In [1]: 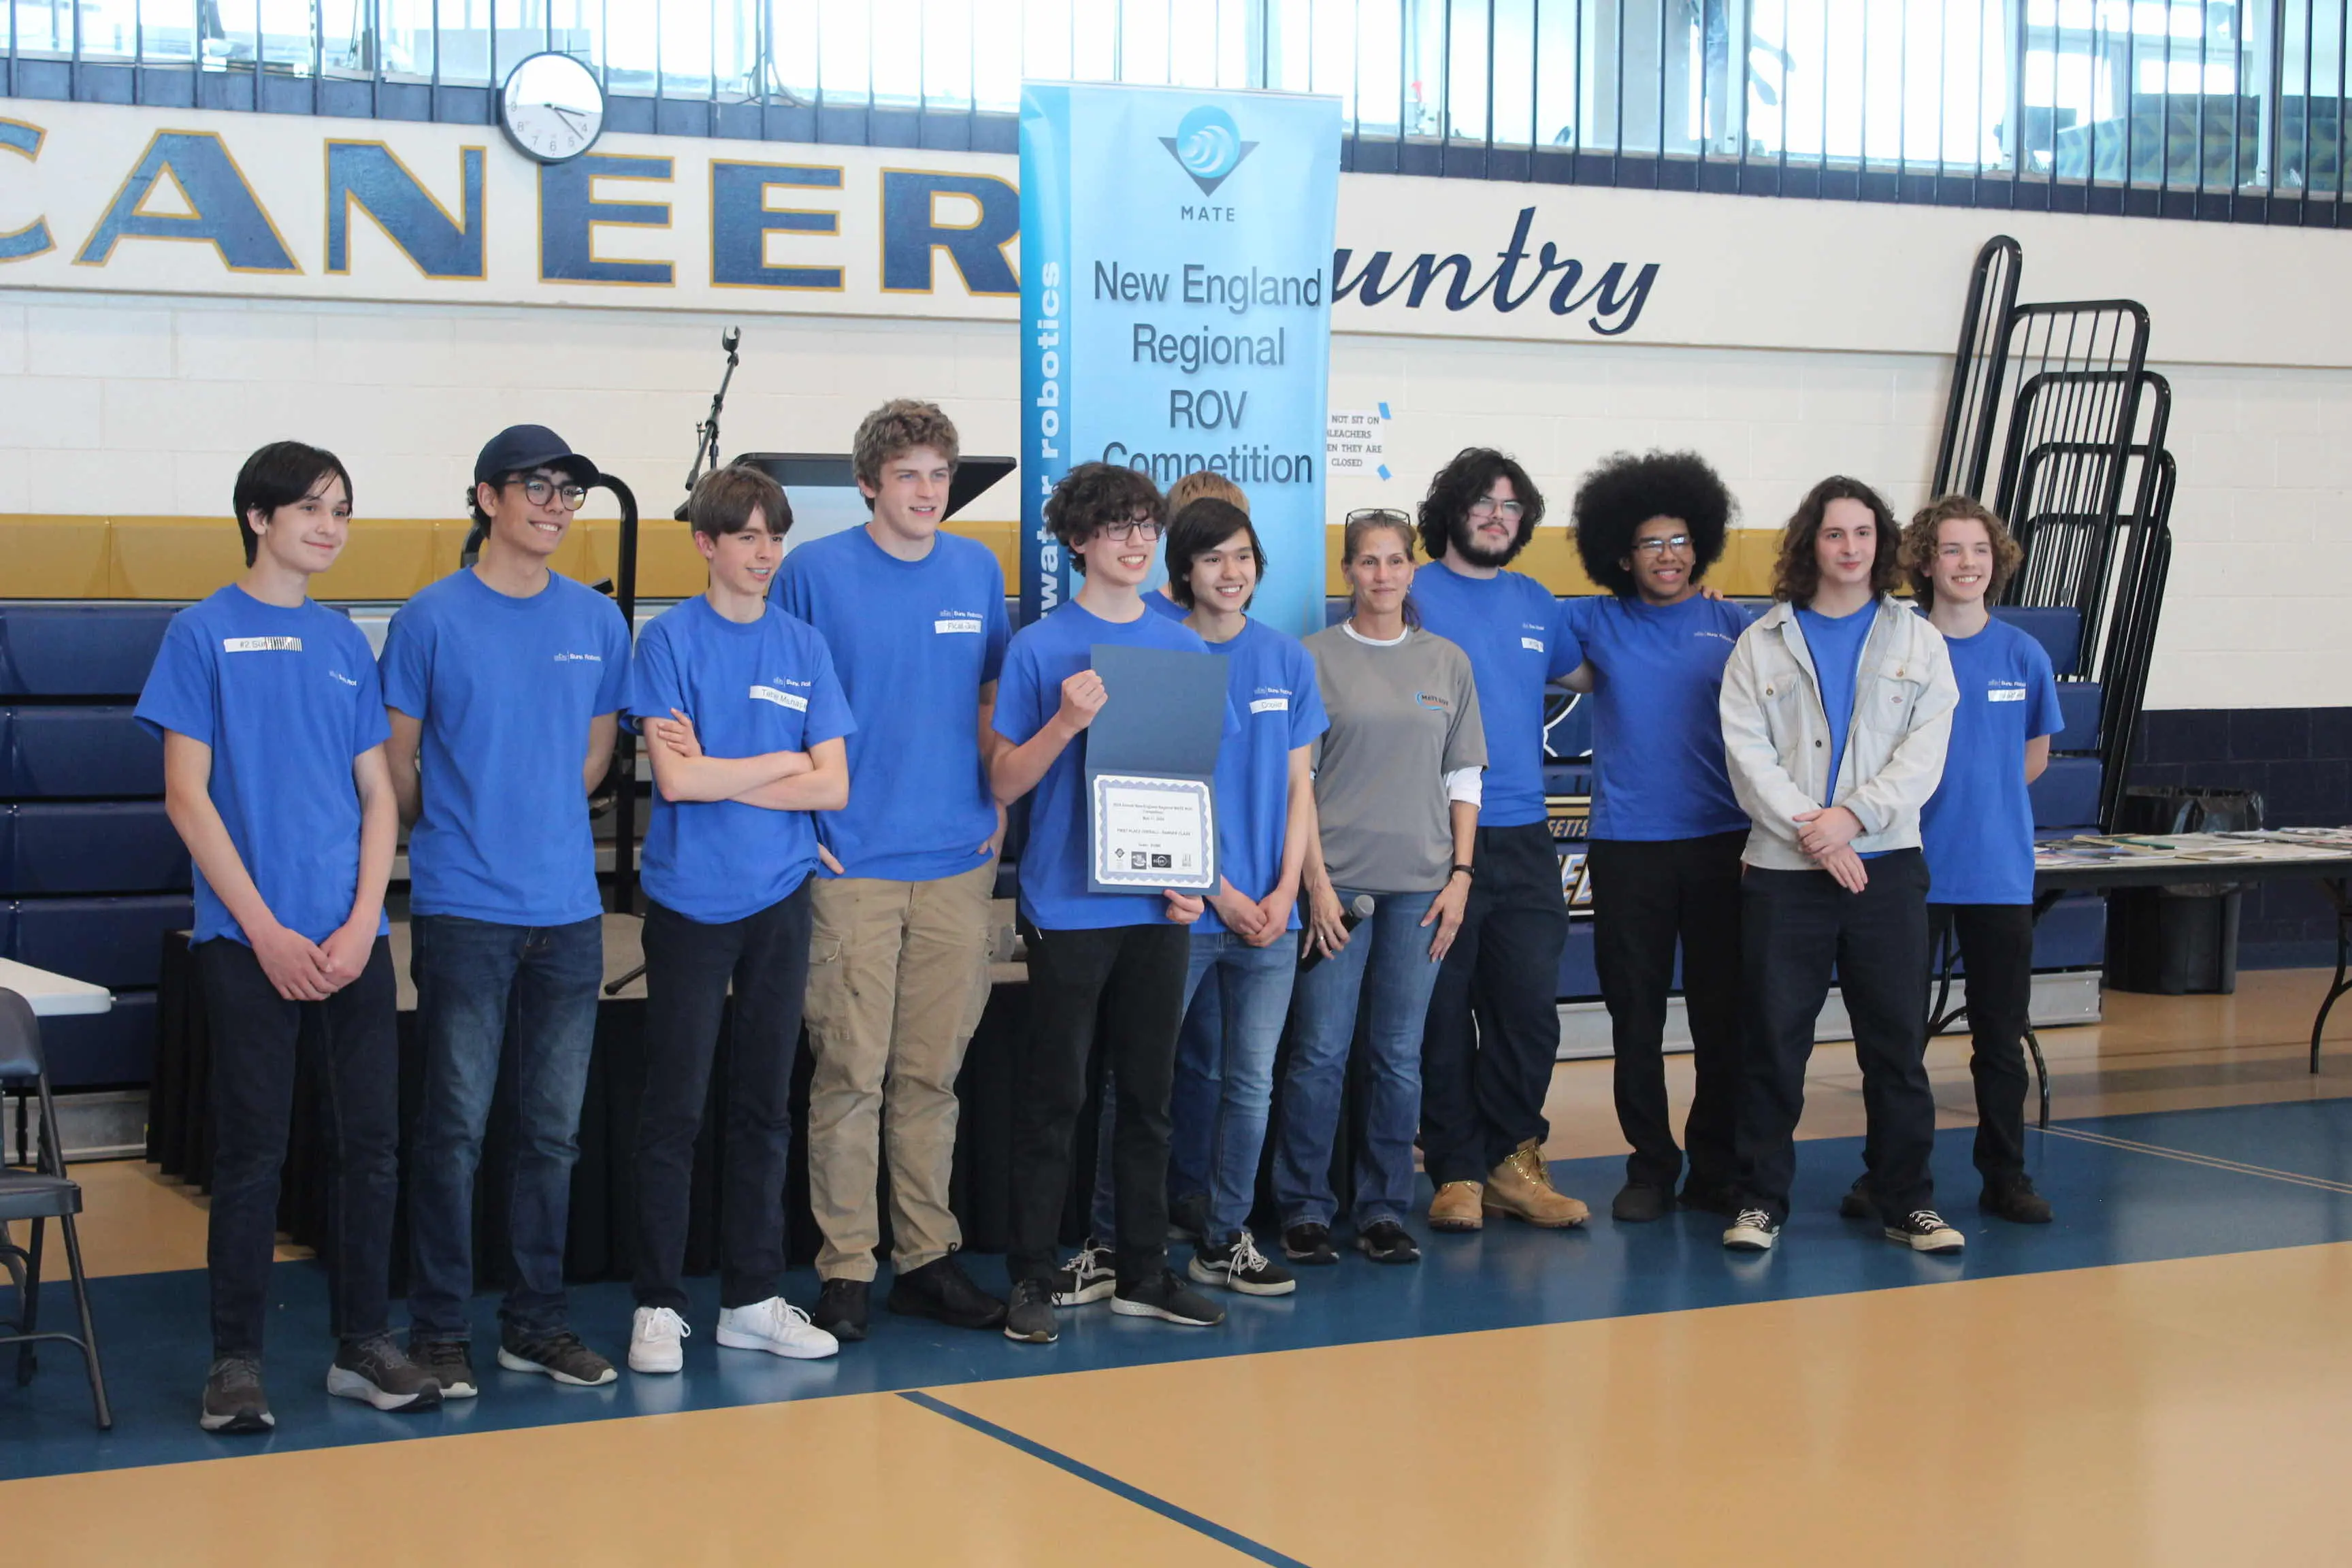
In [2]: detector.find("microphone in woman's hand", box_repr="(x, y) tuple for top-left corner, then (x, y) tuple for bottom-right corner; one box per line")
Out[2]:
(1299, 894), (1376, 973)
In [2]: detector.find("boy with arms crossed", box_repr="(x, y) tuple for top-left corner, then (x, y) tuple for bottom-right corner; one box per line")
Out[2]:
(990, 463), (1227, 1343)
(624, 465), (851, 1373)
(774, 400), (1011, 1340)
(141, 441), (440, 1431)
(382, 426), (630, 1392)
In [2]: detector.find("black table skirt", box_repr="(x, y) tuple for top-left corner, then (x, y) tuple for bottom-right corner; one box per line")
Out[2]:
(148, 933), (1369, 1289)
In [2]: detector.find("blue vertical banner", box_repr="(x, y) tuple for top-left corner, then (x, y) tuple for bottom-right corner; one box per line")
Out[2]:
(1019, 82), (1341, 635)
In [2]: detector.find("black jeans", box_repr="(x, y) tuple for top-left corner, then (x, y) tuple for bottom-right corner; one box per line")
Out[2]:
(197, 934), (398, 1358)
(1931, 902), (2036, 1186)
(1733, 849), (1936, 1225)
(632, 885), (813, 1311)
(1588, 831), (1746, 1194)
(1420, 821), (1569, 1185)
(1010, 919), (1190, 1286)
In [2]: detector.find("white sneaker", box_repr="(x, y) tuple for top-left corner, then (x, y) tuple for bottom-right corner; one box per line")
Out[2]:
(627, 1306), (689, 1375)
(715, 1297), (838, 1360)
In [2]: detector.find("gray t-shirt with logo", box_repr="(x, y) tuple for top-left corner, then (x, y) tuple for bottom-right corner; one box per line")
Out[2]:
(1304, 624), (1488, 894)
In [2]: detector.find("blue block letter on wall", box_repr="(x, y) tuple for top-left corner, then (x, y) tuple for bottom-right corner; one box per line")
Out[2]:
(710, 161), (843, 290)
(540, 154), (674, 286)
(326, 142), (486, 279)
(881, 171), (1018, 295)
(75, 131), (299, 273)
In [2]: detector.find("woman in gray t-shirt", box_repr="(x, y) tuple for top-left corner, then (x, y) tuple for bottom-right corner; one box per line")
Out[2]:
(1272, 510), (1486, 1269)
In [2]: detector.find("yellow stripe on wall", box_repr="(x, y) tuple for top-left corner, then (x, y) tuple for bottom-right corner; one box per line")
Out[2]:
(0, 514), (1788, 602)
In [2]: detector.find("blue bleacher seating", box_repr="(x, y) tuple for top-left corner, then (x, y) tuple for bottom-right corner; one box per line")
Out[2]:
(1989, 605), (2081, 676)
(2054, 681), (2102, 751)
(0, 602), (178, 698)
(2029, 755), (2104, 831)
(0, 896), (193, 991)
(0, 802), (191, 896)
(0, 706), (163, 797)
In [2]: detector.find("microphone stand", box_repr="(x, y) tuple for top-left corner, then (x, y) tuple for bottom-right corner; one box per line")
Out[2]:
(678, 326), (742, 520)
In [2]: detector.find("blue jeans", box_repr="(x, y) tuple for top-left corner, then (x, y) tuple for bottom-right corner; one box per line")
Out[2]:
(1274, 888), (1443, 1231)
(406, 913), (602, 1343)
(1092, 932), (1298, 1243)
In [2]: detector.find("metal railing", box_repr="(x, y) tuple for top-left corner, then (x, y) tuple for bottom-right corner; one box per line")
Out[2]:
(5, 0), (2347, 224)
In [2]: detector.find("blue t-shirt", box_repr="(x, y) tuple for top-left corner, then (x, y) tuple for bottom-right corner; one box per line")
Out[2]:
(1921, 618), (2063, 906)
(380, 569), (631, 926)
(1196, 619), (1329, 934)
(774, 527), (1007, 882)
(1795, 603), (1876, 806)
(135, 587), (391, 948)
(631, 596), (856, 924)
(1145, 590), (1190, 623)
(1405, 561), (1582, 828)
(993, 602), (1228, 930)
(1564, 594), (1752, 841)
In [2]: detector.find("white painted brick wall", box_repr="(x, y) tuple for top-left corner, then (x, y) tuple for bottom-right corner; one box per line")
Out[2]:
(0, 287), (2342, 712)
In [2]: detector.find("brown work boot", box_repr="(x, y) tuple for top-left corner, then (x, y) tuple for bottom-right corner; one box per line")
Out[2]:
(1481, 1141), (1590, 1228)
(1426, 1179), (1484, 1232)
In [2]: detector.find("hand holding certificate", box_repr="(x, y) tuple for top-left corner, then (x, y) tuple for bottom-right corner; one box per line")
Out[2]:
(1084, 643), (1230, 895)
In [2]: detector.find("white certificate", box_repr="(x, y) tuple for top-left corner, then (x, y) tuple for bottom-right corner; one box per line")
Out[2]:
(1090, 773), (1216, 891)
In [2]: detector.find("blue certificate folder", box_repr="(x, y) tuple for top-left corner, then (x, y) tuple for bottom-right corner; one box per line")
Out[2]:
(1085, 642), (1229, 894)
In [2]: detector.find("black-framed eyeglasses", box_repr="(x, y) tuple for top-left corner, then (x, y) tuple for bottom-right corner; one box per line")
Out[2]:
(1098, 514), (1164, 542)
(1631, 534), (1694, 556)
(509, 476), (590, 510)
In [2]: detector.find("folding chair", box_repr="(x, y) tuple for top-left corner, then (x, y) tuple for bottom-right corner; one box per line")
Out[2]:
(0, 987), (112, 1430)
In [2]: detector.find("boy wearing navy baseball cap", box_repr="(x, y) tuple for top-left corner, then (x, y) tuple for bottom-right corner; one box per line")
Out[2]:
(381, 425), (632, 1394)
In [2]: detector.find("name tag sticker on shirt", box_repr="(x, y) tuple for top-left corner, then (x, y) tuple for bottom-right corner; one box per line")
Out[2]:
(1520, 637), (1544, 652)
(1989, 687), (2027, 702)
(751, 685), (809, 711)
(1250, 696), (1290, 714)
(223, 636), (301, 653)
(934, 618), (983, 634)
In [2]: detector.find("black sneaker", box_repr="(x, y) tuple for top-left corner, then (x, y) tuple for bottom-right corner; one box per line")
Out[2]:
(1111, 1269), (1225, 1326)
(1838, 1176), (1876, 1220)
(813, 1277), (870, 1342)
(199, 1355), (273, 1433)
(1884, 1209), (1966, 1254)
(1003, 1277), (1058, 1344)
(496, 1330), (618, 1387)
(889, 1253), (1008, 1330)
(1166, 1192), (1213, 1245)
(1188, 1230), (1296, 1296)
(327, 1333), (444, 1414)
(407, 1337), (477, 1399)
(1678, 1180), (1740, 1218)
(1049, 1236), (1116, 1306)
(1722, 1208), (1782, 1252)
(1354, 1219), (1420, 1265)
(1611, 1182), (1674, 1223)
(1980, 1177), (2054, 1224)
(1281, 1220), (1339, 1265)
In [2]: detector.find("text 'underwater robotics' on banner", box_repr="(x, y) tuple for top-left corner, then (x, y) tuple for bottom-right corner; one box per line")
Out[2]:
(1019, 82), (1342, 634)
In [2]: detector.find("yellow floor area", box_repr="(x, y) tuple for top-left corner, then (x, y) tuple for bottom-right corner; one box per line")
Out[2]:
(12, 1243), (2352, 1566)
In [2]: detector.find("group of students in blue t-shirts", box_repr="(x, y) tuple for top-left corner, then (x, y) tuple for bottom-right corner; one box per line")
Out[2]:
(136, 404), (2059, 1434)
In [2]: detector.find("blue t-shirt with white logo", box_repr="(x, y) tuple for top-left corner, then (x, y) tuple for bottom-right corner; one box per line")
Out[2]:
(1563, 593), (1752, 840)
(1795, 602), (1876, 806)
(774, 527), (1007, 882)
(1921, 618), (2063, 906)
(631, 595), (855, 924)
(135, 587), (391, 947)
(1405, 561), (1582, 828)
(379, 569), (631, 927)
(993, 602), (1228, 931)
(1197, 619), (1329, 934)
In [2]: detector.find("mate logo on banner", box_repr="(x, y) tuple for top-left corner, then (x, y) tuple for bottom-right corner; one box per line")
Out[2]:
(1159, 106), (1258, 197)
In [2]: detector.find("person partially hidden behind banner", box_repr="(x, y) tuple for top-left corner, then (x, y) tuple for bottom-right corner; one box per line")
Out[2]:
(1405, 449), (1592, 1234)
(382, 426), (632, 1392)
(622, 464), (851, 1375)
(1074, 496), (1328, 1301)
(1855, 495), (2060, 1227)
(1716, 477), (1961, 1256)
(1277, 508), (1486, 1267)
(1559, 453), (1755, 1224)
(988, 463), (1230, 1343)
(141, 442), (442, 1433)
(775, 399), (1013, 1342)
